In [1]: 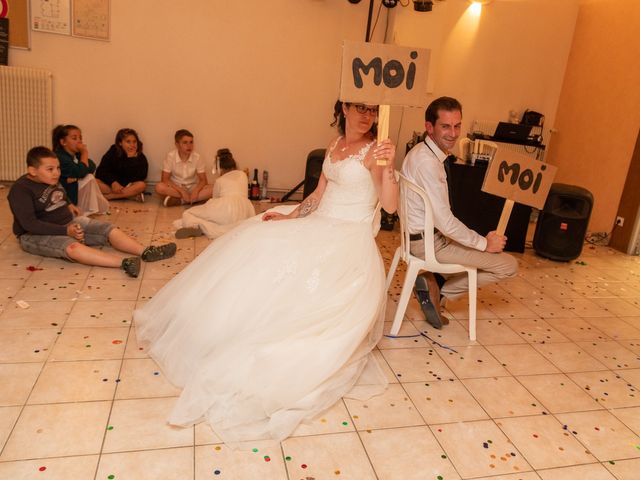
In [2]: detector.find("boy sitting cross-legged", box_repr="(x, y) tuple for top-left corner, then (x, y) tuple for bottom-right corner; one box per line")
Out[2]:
(8, 146), (177, 277)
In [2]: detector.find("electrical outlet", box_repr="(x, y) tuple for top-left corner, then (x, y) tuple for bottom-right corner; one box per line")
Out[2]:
(616, 216), (625, 227)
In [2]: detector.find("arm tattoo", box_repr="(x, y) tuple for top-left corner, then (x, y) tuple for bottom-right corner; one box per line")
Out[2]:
(298, 196), (319, 217)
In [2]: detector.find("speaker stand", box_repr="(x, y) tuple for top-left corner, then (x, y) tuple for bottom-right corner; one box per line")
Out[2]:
(281, 180), (305, 202)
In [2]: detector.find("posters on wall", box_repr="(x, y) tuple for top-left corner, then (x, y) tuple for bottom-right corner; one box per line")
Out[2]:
(30, 0), (71, 35)
(72, 0), (108, 40)
(29, 0), (108, 40)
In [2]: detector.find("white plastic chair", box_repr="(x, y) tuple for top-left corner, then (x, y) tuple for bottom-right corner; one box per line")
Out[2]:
(473, 140), (498, 163)
(458, 137), (472, 163)
(385, 173), (478, 340)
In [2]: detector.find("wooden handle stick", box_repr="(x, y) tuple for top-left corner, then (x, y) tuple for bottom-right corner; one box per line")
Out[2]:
(376, 104), (390, 166)
(496, 199), (514, 236)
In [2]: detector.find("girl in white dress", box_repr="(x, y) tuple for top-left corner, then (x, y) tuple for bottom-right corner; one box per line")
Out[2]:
(172, 149), (255, 239)
(134, 101), (398, 444)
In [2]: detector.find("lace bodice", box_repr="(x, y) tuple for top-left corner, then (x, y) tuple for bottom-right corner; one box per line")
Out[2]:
(314, 141), (378, 223)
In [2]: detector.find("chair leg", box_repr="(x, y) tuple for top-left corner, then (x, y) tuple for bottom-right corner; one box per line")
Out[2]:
(385, 247), (401, 291)
(467, 269), (478, 341)
(390, 262), (421, 336)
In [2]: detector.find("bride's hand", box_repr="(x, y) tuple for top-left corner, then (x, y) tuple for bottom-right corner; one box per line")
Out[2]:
(373, 139), (396, 167)
(262, 211), (289, 221)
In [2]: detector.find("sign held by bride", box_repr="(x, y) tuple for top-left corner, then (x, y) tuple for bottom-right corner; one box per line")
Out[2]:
(340, 41), (430, 106)
(340, 41), (430, 165)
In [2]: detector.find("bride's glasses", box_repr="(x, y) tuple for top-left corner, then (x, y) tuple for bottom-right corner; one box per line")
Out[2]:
(352, 104), (378, 116)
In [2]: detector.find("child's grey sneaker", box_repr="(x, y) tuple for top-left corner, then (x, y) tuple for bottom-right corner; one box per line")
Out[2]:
(175, 226), (203, 239)
(142, 242), (177, 262)
(121, 256), (141, 278)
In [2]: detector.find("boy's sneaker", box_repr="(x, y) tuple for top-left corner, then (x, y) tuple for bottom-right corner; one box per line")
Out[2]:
(163, 195), (182, 207)
(175, 226), (203, 239)
(121, 257), (141, 278)
(141, 242), (177, 262)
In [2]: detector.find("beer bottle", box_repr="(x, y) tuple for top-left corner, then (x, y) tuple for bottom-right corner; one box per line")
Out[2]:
(250, 169), (260, 200)
(261, 170), (268, 200)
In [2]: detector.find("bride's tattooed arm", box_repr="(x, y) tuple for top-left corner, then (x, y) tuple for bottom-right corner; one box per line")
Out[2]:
(297, 196), (319, 217)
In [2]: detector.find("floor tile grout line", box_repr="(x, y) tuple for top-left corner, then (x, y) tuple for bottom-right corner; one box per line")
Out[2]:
(93, 317), (133, 480)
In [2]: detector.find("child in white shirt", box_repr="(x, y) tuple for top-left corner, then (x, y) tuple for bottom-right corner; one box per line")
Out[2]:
(155, 129), (213, 206)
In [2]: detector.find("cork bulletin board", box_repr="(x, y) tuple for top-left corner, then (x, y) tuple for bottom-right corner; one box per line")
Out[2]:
(4, 0), (30, 49)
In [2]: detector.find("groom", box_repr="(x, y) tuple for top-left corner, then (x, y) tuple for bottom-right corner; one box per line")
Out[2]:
(401, 96), (518, 329)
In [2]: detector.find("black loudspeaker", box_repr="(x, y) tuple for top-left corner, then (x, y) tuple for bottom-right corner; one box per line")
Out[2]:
(533, 183), (594, 261)
(303, 149), (326, 199)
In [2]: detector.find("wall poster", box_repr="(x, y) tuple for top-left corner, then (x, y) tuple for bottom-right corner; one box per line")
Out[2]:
(30, 0), (70, 35)
(72, 0), (108, 40)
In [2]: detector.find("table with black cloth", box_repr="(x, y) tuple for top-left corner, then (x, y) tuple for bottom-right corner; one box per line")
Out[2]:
(445, 158), (531, 253)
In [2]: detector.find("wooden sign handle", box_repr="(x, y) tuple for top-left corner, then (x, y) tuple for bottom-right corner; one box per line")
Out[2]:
(496, 199), (514, 237)
(376, 104), (390, 166)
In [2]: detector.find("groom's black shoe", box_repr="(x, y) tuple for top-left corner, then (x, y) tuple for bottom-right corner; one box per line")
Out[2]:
(414, 273), (446, 329)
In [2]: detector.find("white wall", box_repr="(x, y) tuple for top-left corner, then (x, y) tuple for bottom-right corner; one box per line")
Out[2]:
(10, 0), (579, 191)
(545, 0), (640, 233)
(388, 0), (579, 164)
(10, 0), (386, 190)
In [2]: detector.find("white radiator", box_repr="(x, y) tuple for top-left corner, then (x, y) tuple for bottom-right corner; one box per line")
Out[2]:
(0, 66), (53, 180)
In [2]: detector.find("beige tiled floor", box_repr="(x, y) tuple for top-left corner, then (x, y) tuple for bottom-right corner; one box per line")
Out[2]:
(1, 189), (640, 479)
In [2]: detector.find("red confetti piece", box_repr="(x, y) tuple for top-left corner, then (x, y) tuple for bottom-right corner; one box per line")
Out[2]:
(38, 466), (46, 471)
(27, 266), (43, 271)
(301, 464), (308, 469)
(112, 340), (123, 345)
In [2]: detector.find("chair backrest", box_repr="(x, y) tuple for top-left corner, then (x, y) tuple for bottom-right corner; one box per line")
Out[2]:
(458, 137), (472, 163)
(475, 140), (498, 162)
(303, 149), (326, 199)
(397, 173), (438, 264)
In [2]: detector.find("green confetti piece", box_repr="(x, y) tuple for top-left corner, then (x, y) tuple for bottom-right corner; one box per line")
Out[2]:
(252, 448), (259, 453)
(285, 456), (292, 461)
(342, 421), (348, 426)
(106, 425), (113, 430)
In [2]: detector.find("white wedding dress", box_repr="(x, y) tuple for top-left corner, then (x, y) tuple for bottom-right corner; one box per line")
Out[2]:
(172, 170), (256, 239)
(134, 141), (388, 444)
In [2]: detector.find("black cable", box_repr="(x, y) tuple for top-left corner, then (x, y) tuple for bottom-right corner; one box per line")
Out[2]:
(384, 332), (459, 354)
(369, 0), (384, 40)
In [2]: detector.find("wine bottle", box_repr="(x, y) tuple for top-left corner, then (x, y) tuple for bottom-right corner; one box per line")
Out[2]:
(261, 170), (268, 200)
(250, 168), (260, 200)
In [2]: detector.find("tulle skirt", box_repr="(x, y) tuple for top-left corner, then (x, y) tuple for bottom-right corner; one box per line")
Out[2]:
(134, 208), (388, 444)
(77, 174), (110, 215)
(172, 195), (256, 239)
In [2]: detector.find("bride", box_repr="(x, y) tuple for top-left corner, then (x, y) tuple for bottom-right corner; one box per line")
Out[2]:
(134, 100), (398, 444)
